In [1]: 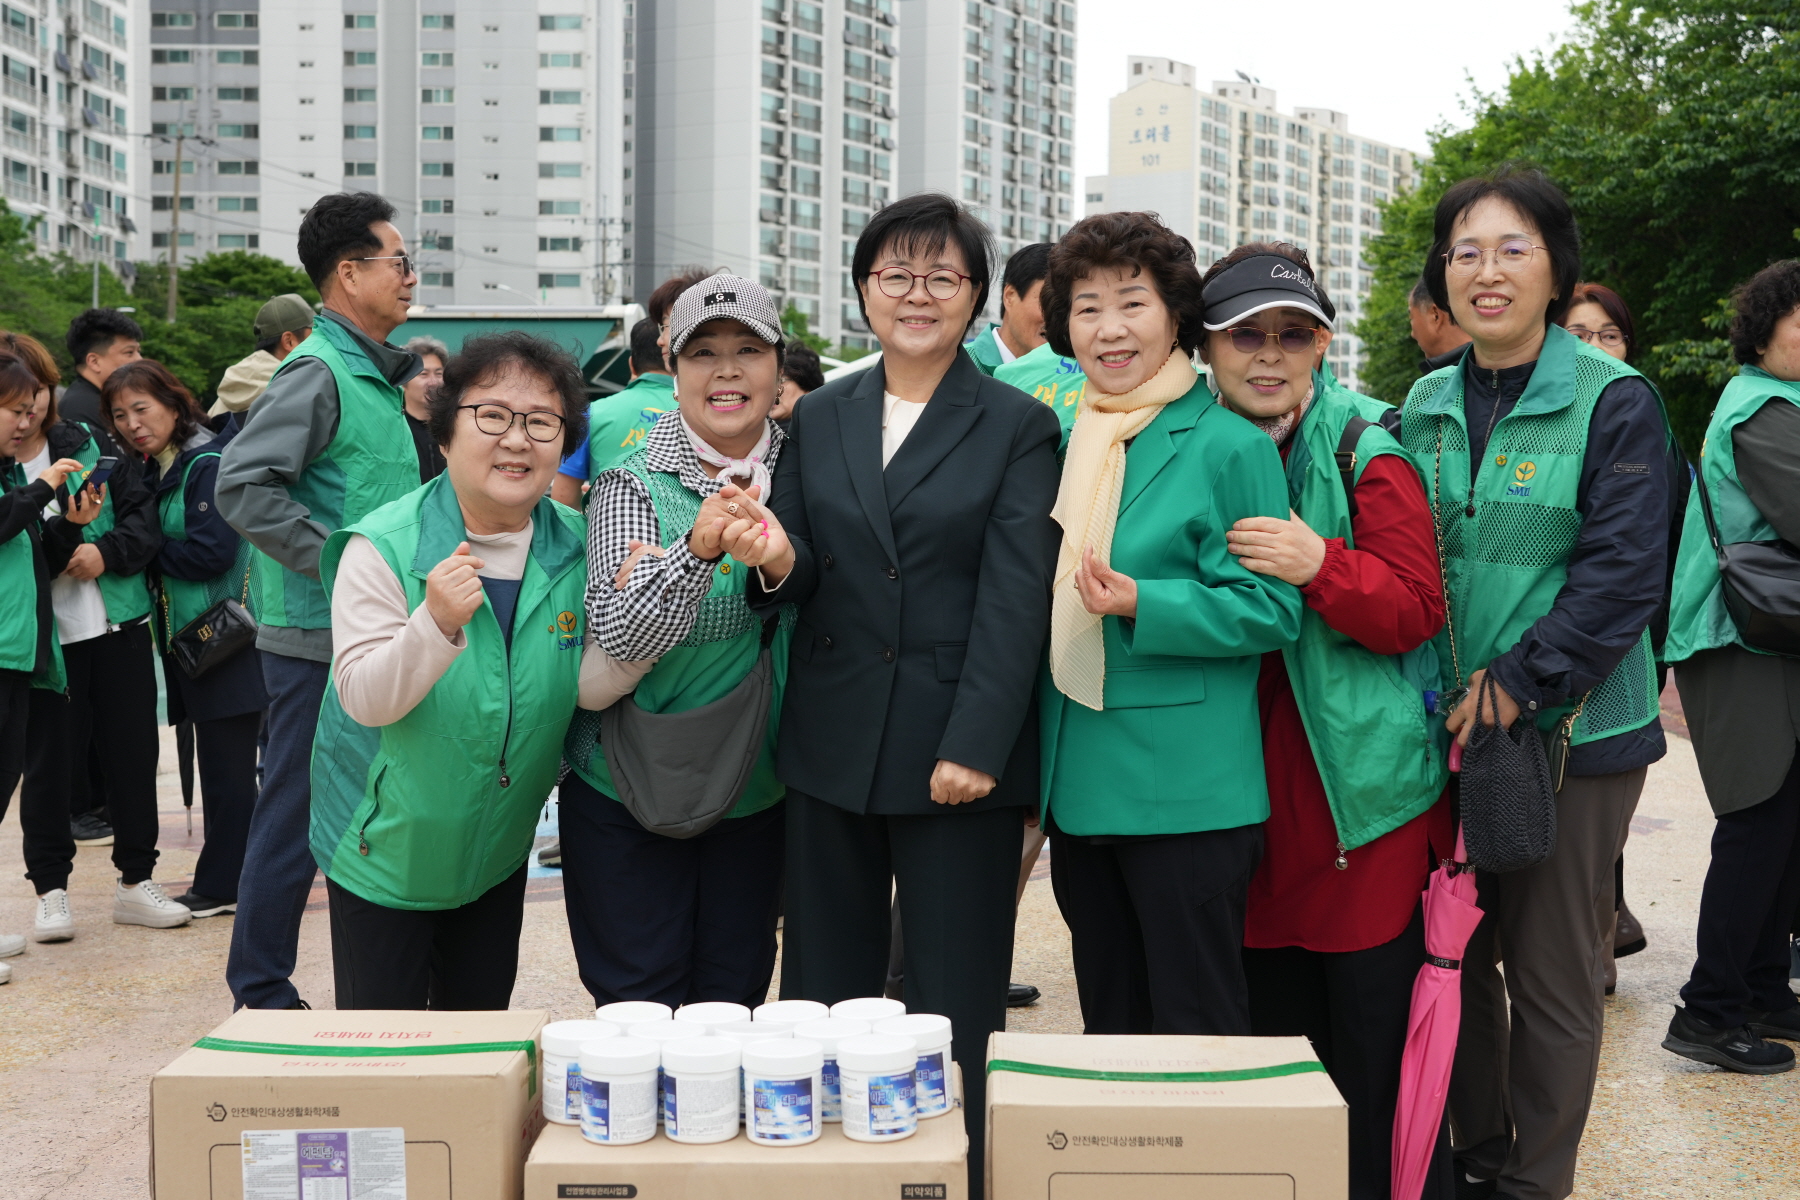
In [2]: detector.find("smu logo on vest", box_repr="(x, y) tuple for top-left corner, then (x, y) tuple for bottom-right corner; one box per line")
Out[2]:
(1506, 461), (1537, 498)
(551, 610), (581, 651)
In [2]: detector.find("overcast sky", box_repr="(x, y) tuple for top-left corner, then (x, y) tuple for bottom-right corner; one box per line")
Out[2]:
(1072, 0), (1582, 181)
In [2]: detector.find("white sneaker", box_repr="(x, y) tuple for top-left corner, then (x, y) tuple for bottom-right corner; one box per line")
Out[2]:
(0, 933), (23, 958)
(33, 889), (74, 942)
(114, 879), (193, 929)
(0, 959), (10, 983)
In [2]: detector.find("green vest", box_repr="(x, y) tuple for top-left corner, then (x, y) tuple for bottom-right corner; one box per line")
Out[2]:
(68, 430), (152, 625)
(563, 448), (792, 820)
(964, 327), (1006, 376)
(994, 341), (1084, 453)
(308, 476), (589, 910)
(0, 463), (36, 673)
(1282, 381), (1447, 850)
(1399, 324), (1663, 743)
(586, 373), (676, 483)
(153, 452), (256, 652)
(1665, 366), (1800, 664)
(253, 319), (417, 631)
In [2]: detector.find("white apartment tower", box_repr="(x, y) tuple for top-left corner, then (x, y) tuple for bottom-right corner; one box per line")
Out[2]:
(0, 0), (135, 272)
(143, 1), (630, 305)
(1085, 57), (1416, 389)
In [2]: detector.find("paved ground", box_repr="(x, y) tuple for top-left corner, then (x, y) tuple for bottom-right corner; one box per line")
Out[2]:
(2, 697), (1794, 1198)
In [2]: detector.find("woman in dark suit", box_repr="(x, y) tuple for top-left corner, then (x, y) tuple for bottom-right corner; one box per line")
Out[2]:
(746, 192), (1061, 1186)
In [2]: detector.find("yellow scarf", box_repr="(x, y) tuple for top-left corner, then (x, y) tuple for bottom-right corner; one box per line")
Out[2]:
(1049, 349), (1197, 710)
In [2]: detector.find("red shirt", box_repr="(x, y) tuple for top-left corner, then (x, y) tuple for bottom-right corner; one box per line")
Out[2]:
(1244, 451), (1454, 953)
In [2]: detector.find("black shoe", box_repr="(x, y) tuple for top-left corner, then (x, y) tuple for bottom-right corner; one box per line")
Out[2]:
(70, 812), (114, 846)
(1662, 1006), (1795, 1073)
(1454, 1171), (1497, 1199)
(537, 839), (562, 869)
(286, 997), (312, 1010)
(1614, 901), (1647, 958)
(175, 891), (237, 918)
(1007, 982), (1041, 1008)
(1746, 1005), (1800, 1042)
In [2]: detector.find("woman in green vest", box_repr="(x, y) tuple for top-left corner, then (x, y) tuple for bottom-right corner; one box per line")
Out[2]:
(1397, 168), (1678, 1200)
(101, 360), (268, 921)
(1200, 243), (1452, 1197)
(1036, 211), (1303, 1035)
(560, 273), (795, 1010)
(1663, 259), (1800, 1075)
(9, 330), (188, 936)
(311, 332), (639, 1009)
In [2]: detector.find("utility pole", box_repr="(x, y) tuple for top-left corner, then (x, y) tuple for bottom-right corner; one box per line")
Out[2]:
(165, 132), (184, 323)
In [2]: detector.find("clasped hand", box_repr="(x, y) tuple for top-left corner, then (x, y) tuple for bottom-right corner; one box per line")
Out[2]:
(688, 483), (794, 578)
(425, 541), (486, 638)
(1074, 545), (1137, 618)
(1226, 510), (1326, 586)
(1443, 667), (1523, 747)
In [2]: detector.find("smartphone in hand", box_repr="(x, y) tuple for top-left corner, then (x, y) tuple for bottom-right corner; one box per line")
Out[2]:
(83, 456), (120, 491)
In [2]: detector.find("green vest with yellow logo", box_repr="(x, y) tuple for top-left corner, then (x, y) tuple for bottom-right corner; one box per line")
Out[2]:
(994, 341), (1084, 454)
(586, 373), (676, 482)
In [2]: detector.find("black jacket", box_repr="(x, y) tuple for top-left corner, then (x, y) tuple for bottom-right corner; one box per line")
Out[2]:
(0, 470), (84, 677)
(46, 417), (162, 582)
(57, 377), (115, 449)
(748, 350), (1061, 815)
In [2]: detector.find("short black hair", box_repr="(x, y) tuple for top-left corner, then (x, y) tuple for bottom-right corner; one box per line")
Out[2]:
(1409, 277), (1436, 308)
(428, 331), (589, 458)
(851, 192), (994, 333)
(647, 268), (716, 328)
(297, 192), (397, 290)
(1424, 165), (1580, 325)
(1000, 242), (1054, 315)
(1042, 211), (1206, 359)
(628, 318), (665, 375)
(1729, 260), (1800, 366)
(66, 308), (143, 366)
(782, 342), (825, 393)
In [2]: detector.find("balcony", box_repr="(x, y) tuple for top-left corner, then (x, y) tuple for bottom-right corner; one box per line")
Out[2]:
(3, 76), (38, 104)
(1, 24), (33, 53)
(3, 177), (45, 206)
(3, 128), (42, 155)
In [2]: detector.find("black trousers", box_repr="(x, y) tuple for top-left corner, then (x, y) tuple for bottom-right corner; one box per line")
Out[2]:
(560, 771), (785, 1009)
(781, 790), (1022, 1195)
(190, 711), (262, 902)
(1049, 816), (1263, 1035)
(1243, 907), (1453, 1200)
(21, 622), (161, 890)
(1681, 749), (1800, 1028)
(0, 669), (30, 822)
(327, 864), (528, 1009)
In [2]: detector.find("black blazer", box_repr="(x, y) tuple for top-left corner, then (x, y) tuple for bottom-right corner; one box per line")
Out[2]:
(750, 349), (1061, 815)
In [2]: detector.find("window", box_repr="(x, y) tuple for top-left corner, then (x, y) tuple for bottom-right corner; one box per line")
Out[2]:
(419, 233), (453, 250)
(421, 162), (454, 177)
(343, 88), (376, 103)
(760, 195), (785, 224)
(422, 199), (454, 214)
(218, 234), (260, 249)
(216, 160), (258, 175)
(421, 125), (453, 141)
(539, 14), (582, 29)
(344, 51), (377, 66)
(538, 273), (581, 289)
(217, 196), (258, 212)
(217, 124), (259, 139)
(151, 232), (197, 247)
(790, 266), (820, 294)
(790, 199), (820, 229)
(539, 200), (581, 215)
(791, 231), (820, 261)
(152, 87), (195, 101)
(538, 236), (582, 252)
(422, 89), (454, 104)
(214, 12), (256, 28)
(151, 12), (195, 27)
(539, 127), (581, 142)
(422, 14), (454, 29)
(422, 271), (454, 287)
(343, 125), (376, 140)
(792, 133), (821, 164)
(791, 166), (820, 197)
(539, 90), (581, 105)
(344, 161), (376, 176)
(793, 67), (823, 100)
(344, 13), (376, 28)
(421, 52), (454, 67)
(538, 162), (581, 178)
(152, 160), (195, 175)
(151, 50), (192, 65)
(539, 53), (583, 68)
(150, 196), (194, 211)
(216, 50), (259, 64)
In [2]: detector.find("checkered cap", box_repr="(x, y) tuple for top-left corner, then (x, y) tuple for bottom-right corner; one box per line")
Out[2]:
(666, 273), (785, 357)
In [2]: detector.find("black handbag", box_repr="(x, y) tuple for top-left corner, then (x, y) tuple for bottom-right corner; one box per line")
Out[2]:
(1460, 673), (1559, 874)
(164, 560), (257, 680)
(1692, 465), (1800, 657)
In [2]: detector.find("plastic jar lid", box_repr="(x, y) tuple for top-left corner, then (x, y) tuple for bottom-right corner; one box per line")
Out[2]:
(873, 1014), (952, 1052)
(628, 1019), (709, 1045)
(662, 1036), (742, 1074)
(792, 1018), (872, 1053)
(836, 1034), (918, 1075)
(753, 999), (830, 1027)
(830, 997), (906, 1023)
(596, 1001), (672, 1026)
(580, 1035), (659, 1076)
(714, 1020), (791, 1044)
(674, 1002), (751, 1029)
(742, 1037), (824, 1076)
(543, 1020), (620, 1057)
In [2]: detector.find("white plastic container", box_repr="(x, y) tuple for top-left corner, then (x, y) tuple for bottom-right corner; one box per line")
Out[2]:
(829, 996), (906, 1023)
(714, 1021), (792, 1121)
(742, 1038), (824, 1146)
(793, 1017), (871, 1123)
(752, 999), (830, 1031)
(873, 1013), (954, 1118)
(541, 1020), (619, 1124)
(596, 1000), (672, 1026)
(628, 1020), (707, 1123)
(673, 1001), (752, 1031)
(578, 1036), (659, 1145)
(660, 1037), (742, 1144)
(836, 1034), (919, 1142)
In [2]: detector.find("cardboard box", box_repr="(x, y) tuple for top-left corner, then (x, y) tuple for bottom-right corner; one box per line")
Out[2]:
(986, 1033), (1345, 1200)
(151, 1008), (547, 1199)
(525, 1066), (968, 1200)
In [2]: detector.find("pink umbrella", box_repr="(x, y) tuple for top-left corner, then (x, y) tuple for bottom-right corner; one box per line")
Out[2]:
(1392, 827), (1485, 1200)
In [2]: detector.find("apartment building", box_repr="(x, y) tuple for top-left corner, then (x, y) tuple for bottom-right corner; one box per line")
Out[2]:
(142, 0), (630, 305)
(1084, 57), (1416, 389)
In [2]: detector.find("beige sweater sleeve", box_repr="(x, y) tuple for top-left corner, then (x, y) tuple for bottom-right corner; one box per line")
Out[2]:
(331, 534), (466, 726)
(580, 643), (655, 710)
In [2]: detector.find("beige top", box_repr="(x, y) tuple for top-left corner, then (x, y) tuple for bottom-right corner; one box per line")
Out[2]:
(209, 348), (282, 415)
(881, 390), (927, 467)
(331, 522), (652, 726)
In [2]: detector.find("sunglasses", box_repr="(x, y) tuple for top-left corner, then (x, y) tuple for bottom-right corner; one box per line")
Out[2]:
(1223, 326), (1320, 355)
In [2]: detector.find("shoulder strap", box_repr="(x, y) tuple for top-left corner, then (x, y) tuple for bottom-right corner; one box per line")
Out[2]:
(1692, 454), (1728, 568)
(1335, 415), (1374, 521)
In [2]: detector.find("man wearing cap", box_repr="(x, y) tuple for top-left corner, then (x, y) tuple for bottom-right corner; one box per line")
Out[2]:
(210, 294), (316, 416)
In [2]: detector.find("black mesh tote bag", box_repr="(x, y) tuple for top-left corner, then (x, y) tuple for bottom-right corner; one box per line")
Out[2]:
(1460, 672), (1557, 873)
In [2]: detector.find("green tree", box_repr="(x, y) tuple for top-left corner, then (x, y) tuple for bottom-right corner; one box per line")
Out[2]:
(779, 302), (832, 354)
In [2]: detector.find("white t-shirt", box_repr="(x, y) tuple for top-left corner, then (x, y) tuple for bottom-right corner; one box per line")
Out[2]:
(24, 443), (109, 645)
(991, 327), (1019, 365)
(881, 391), (928, 468)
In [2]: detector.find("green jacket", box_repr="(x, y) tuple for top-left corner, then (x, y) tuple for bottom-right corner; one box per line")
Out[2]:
(586, 372), (676, 482)
(1041, 379), (1305, 836)
(309, 476), (589, 910)
(0, 465), (36, 674)
(1665, 366), (1800, 664)
(964, 327), (1008, 376)
(68, 430), (152, 625)
(994, 341), (1084, 454)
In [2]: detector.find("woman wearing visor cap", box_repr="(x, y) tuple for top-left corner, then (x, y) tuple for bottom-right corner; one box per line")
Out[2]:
(1205, 243), (1454, 1200)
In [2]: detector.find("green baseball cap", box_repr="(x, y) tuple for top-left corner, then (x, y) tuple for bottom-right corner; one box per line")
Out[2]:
(254, 293), (316, 343)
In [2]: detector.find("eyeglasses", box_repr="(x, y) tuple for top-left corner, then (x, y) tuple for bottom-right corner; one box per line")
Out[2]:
(1444, 240), (1547, 275)
(1223, 325), (1321, 355)
(1567, 326), (1627, 349)
(459, 403), (566, 443)
(870, 268), (972, 300)
(354, 253), (415, 277)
